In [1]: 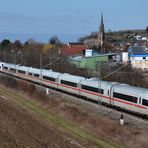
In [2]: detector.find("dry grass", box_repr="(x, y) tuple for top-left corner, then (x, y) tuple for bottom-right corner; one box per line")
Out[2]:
(61, 104), (148, 148)
(1, 76), (148, 147)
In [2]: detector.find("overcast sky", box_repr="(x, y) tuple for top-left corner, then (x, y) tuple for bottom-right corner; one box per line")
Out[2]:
(0, 0), (147, 42)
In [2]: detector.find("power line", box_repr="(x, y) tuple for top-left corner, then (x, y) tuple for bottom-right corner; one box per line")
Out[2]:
(101, 63), (129, 79)
(42, 57), (62, 69)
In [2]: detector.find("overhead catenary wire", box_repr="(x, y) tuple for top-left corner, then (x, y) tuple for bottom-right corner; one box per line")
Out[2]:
(42, 57), (62, 69)
(101, 63), (129, 79)
(98, 62), (129, 116)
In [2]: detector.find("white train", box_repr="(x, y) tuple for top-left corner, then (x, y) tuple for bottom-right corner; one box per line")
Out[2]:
(0, 62), (148, 116)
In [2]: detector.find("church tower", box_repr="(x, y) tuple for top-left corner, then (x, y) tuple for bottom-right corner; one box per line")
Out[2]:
(98, 13), (105, 53)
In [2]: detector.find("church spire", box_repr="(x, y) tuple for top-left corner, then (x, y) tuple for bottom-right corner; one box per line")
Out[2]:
(101, 12), (104, 25)
(98, 13), (105, 53)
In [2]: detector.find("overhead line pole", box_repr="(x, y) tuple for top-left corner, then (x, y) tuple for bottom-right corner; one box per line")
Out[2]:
(97, 62), (129, 115)
(40, 54), (43, 88)
(98, 63), (102, 113)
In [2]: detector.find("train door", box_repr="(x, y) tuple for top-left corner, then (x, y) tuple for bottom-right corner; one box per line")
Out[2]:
(106, 89), (111, 104)
(0, 64), (2, 71)
(139, 94), (147, 115)
(78, 79), (86, 96)
(109, 83), (119, 106)
(109, 88), (114, 106)
(56, 74), (61, 89)
(78, 80), (81, 96)
(138, 96), (142, 113)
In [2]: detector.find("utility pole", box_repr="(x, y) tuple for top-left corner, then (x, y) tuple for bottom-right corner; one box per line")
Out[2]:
(20, 51), (23, 65)
(4, 50), (6, 62)
(40, 54), (42, 69)
(14, 52), (16, 64)
(49, 54), (51, 69)
(98, 62), (102, 113)
(40, 54), (43, 88)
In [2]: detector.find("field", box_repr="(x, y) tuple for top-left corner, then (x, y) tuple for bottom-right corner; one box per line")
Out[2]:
(0, 83), (116, 148)
(0, 77), (148, 148)
(0, 96), (82, 148)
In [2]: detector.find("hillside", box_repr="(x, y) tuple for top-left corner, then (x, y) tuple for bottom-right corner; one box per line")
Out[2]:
(78, 29), (148, 50)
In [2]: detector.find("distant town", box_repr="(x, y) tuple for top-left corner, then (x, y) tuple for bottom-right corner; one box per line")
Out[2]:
(69, 14), (148, 74)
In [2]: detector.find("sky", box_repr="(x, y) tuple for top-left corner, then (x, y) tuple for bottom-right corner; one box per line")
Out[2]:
(0, 0), (147, 43)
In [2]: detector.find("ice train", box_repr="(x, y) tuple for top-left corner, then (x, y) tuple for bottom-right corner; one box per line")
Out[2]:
(0, 62), (148, 116)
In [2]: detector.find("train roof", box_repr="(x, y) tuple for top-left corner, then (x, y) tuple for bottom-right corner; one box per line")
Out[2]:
(114, 84), (148, 97)
(18, 65), (28, 71)
(41, 69), (52, 74)
(28, 67), (41, 74)
(3, 63), (15, 67)
(81, 78), (116, 89)
(42, 70), (60, 78)
(59, 73), (85, 83)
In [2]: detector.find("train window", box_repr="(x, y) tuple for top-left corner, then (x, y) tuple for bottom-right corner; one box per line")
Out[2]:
(107, 90), (109, 96)
(3, 66), (8, 69)
(142, 99), (148, 106)
(43, 76), (55, 82)
(139, 97), (141, 104)
(28, 72), (32, 76)
(10, 68), (16, 72)
(81, 85), (104, 94)
(113, 92), (137, 103)
(34, 73), (39, 77)
(61, 80), (77, 87)
(143, 57), (146, 60)
(18, 70), (25, 74)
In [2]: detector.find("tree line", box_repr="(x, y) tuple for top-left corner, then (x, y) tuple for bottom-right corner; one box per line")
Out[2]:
(0, 37), (90, 76)
(0, 37), (63, 67)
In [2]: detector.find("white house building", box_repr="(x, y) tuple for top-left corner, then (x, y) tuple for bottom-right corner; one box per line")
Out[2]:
(128, 46), (148, 71)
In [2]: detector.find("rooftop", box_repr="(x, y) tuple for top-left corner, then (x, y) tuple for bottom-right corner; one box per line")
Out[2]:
(128, 46), (148, 54)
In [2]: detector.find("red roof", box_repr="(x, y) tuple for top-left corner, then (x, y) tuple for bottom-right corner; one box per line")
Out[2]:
(61, 45), (87, 56)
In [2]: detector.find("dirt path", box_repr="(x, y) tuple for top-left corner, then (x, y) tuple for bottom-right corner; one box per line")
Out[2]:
(0, 96), (86, 148)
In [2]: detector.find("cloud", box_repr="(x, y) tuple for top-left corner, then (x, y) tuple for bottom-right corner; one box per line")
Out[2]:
(0, 11), (94, 25)
(0, 11), (96, 34)
(0, 11), (34, 24)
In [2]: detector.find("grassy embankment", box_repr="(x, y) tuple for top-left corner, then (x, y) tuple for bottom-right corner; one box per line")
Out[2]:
(0, 85), (118, 148)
